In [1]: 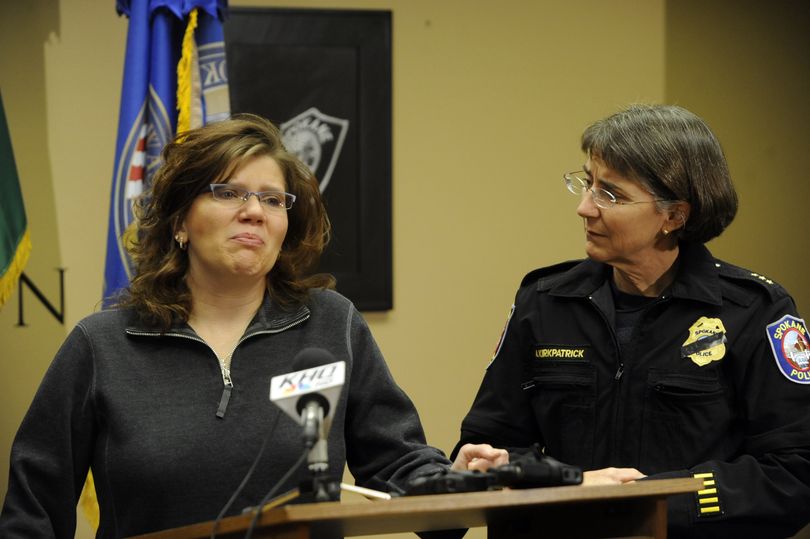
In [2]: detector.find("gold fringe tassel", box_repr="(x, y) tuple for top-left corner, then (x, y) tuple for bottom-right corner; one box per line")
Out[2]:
(79, 471), (100, 531)
(0, 229), (31, 308)
(176, 8), (199, 136)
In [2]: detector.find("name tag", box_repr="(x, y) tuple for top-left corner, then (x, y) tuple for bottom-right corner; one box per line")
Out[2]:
(534, 345), (588, 360)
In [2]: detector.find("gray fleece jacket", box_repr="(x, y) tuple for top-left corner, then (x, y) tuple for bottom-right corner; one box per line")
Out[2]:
(1, 289), (450, 538)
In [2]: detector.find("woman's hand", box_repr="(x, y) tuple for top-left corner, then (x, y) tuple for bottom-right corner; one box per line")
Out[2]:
(582, 467), (646, 485)
(451, 443), (510, 472)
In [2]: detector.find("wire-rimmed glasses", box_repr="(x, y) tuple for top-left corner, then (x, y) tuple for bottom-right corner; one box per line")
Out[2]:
(563, 171), (668, 209)
(209, 184), (296, 211)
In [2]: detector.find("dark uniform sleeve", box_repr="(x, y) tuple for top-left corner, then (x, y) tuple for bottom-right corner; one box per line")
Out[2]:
(654, 291), (810, 539)
(343, 306), (451, 494)
(452, 284), (543, 458)
(0, 325), (96, 539)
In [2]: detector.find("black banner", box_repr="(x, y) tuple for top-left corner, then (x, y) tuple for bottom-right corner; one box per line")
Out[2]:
(225, 8), (392, 311)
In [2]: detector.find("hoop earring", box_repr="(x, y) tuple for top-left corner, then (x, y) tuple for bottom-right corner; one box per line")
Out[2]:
(174, 234), (187, 250)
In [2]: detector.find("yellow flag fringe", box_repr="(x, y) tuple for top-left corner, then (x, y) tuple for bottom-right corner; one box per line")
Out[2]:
(176, 8), (199, 135)
(79, 470), (100, 531)
(0, 230), (30, 308)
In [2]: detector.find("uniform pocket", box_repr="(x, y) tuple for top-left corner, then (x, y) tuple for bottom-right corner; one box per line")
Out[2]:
(640, 368), (732, 473)
(525, 361), (596, 469)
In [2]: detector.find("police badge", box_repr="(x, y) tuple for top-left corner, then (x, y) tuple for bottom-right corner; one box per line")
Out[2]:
(681, 317), (727, 366)
(766, 314), (810, 384)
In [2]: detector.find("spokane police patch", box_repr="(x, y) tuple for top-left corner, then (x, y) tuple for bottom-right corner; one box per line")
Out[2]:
(766, 314), (810, 384)
(488, 305), (515, 367)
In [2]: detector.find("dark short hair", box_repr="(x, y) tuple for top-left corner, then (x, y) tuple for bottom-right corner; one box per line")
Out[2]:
(120, 113), (334, 329)
(581, 104), (738, 243)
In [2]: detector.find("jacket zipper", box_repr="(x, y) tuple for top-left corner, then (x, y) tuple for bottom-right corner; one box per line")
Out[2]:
(126, 312), (310, 418)
(586, 295), (623, 462)
(586, 296), (623, 375)
(216, 361), (234, 419)
(587, 293), (670, 463)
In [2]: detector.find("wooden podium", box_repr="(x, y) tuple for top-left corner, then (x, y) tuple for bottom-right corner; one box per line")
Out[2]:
(129, 477), (702, 539)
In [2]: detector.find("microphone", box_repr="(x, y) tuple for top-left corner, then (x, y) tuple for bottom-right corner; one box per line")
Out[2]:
(269, 349), (345, 473)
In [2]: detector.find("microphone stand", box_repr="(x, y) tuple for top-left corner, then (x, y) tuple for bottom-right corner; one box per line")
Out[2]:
(298, 406), (341, 503)
(253, 403), (389, 515)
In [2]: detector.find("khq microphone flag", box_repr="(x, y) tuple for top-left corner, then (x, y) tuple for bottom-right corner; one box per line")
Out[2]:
(269, 359), (346, 430)
(102, 0), (230, 306)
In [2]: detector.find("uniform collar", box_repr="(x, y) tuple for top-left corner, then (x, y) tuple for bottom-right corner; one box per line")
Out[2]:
(546, 242), (723, 306)
(666, 242), (723, 305)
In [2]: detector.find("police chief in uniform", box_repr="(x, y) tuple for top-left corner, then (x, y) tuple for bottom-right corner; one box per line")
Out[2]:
(454, 105), (810, 538)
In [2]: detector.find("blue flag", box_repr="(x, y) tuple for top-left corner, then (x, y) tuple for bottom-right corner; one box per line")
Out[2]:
(102, 0), (229, 305)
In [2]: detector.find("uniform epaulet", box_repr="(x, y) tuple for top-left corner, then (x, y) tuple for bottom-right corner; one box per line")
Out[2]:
(715, 260), (788, 302)
(520, 259), (583, 290)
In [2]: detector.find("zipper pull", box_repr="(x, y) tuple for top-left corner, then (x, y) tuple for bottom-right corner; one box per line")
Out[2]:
(216, 367), (234, 418)
(614, 363), (625, 380)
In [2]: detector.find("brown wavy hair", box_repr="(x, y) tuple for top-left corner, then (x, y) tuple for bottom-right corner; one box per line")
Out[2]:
(117, 113), (334, 329)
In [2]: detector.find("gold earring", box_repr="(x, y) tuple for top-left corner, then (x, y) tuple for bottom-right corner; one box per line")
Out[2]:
(662, 229), (669, 236)
(174, 234), (187, 250)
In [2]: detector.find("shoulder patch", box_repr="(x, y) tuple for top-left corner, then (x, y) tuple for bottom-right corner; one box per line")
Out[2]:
(520, 259), (583, 290)
(766, 314), (810, 384)
(715, 261), (788, 302)
(488, 304), (515, 367)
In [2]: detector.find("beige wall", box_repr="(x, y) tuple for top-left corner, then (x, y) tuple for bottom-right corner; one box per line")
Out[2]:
(665, 0), (810, 315)
(0, 1), (805, 538)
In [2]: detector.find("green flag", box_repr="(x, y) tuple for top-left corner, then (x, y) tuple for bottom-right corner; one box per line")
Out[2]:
(0, 91), (30, 308)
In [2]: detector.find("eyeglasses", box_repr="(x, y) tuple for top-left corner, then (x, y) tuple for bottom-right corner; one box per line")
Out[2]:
(209, 184), (296, 211)
(563, 171), (668, 209)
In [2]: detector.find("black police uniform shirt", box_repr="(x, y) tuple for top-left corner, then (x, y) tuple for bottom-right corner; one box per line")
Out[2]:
(455, 242), (810, 539)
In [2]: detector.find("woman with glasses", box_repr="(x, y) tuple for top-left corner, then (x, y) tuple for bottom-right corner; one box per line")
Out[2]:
(453, 105), (810, 537)
(1, 114), (504, 538)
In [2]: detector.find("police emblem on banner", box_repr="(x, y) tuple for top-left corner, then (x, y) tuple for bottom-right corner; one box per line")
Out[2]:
(681, 317), (727, 366)
(766, 314), (810, 384)
(281, 107), (349, 193)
